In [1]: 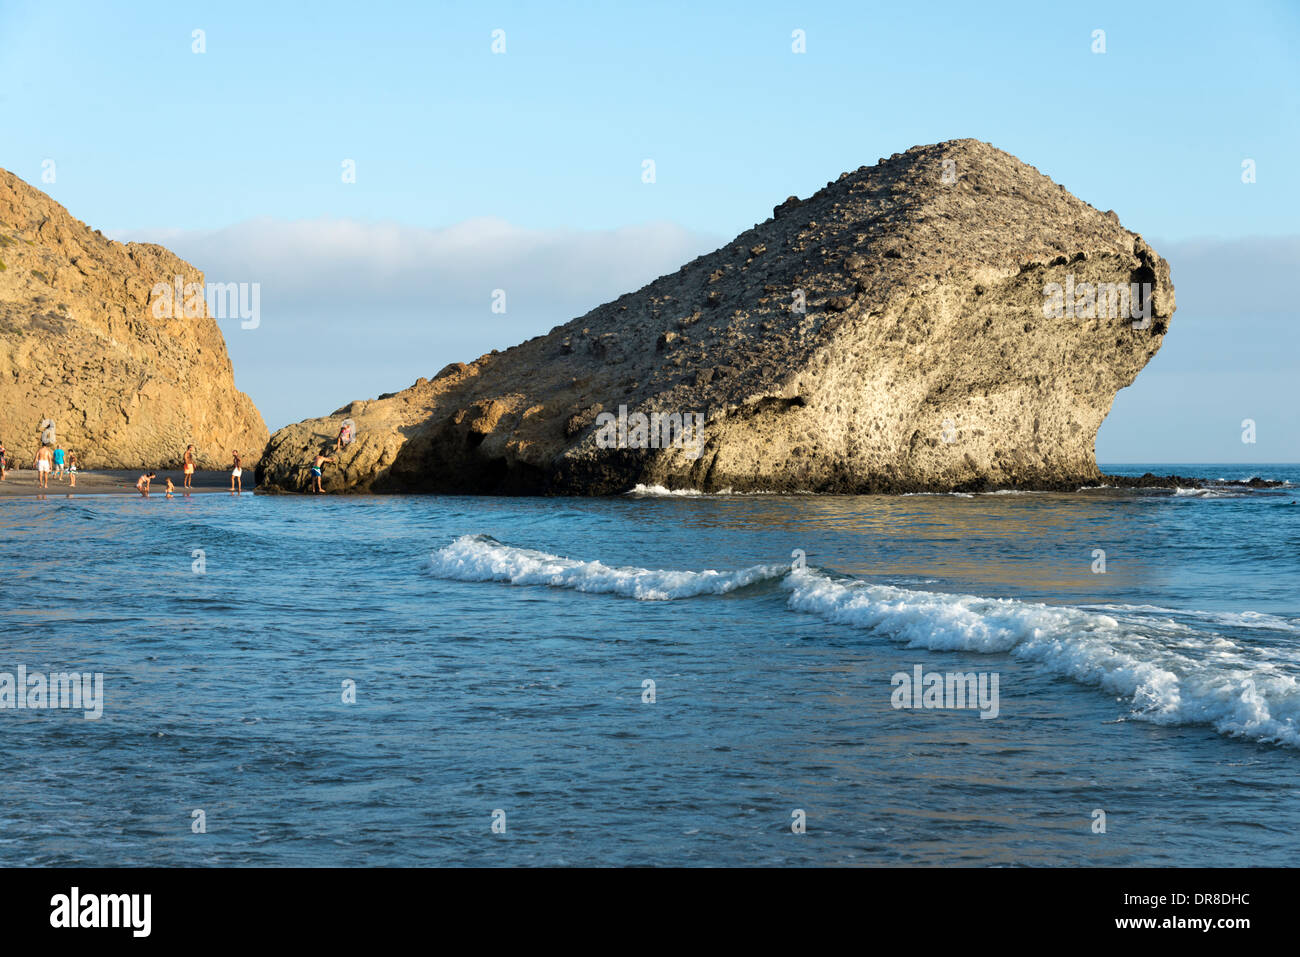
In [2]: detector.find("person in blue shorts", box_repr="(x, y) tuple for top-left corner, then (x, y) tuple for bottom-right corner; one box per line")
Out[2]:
(311, 453), (333, 493)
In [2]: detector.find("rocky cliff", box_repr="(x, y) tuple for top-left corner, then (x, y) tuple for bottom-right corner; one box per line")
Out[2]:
(0, 169), (267, 469)
(257, 139), (1174, 495)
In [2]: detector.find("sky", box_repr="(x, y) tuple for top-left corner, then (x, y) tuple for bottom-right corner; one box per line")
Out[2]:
(1, 0), (1297, 461)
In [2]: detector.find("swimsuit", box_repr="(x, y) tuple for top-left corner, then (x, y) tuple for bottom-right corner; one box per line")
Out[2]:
(184, 463), (195, 474)
(232, 467), (242, 478)
(38, 460), (50, 473)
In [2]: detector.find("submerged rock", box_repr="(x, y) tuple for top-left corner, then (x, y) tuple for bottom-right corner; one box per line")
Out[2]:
(0, 169), (267, 469)
(257, 139), (1174, 495)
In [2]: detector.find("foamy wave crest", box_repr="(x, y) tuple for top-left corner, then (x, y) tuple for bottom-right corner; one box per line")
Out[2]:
(1080, 603), (1300, 636)
(625, 484), (789, 497)
(626, 484), (713, 497)
(1173, 487), (1247, 498)
(783, 568), (1300, 746)
(428, 535), (789, 600)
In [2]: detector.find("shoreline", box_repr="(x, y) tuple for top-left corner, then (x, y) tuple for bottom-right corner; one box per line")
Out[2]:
(1, 469), (1288, 501)
(0, 469), (253, 498)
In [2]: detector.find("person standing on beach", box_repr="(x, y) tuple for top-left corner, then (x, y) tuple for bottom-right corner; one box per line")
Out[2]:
(136, 471), (155, 496)
(311, 453), (333, 493)
(53, 443), (66, 480)
(0, 439), (7, 481)
(67, 452), (77, 488)
(35, 444), (53, 489)
(231, 450), (243, 493)
(182, 445), (196, 490)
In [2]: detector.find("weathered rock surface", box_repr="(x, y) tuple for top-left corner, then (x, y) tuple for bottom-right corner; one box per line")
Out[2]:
(0, 169), (267, 469)
(257, 139), (1174, 495)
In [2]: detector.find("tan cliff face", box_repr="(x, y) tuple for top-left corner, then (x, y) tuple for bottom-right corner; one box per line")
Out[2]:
(257, 139), (1174, 495)
(0, 169), (268, 469)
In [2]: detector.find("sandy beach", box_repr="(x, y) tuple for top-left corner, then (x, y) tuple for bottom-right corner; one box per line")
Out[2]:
(0, 468), (247, 497)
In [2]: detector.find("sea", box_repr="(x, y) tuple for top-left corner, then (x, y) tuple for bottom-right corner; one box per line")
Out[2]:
(0, 463), (1296, 866)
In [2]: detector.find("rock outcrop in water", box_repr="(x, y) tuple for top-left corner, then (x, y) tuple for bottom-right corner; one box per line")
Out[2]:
(257, 139), (1174, 494)
(0, 169), (267, 469)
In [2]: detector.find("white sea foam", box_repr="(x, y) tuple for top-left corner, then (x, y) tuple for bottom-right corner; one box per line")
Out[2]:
(428, 534), (788, 600)
(625, 484), (790, 497)
(1172, 487), (1247, 498)
(783, 568), (1300, 746)
(1079, 603), (1300, 635)
(626, 484), (714, 497)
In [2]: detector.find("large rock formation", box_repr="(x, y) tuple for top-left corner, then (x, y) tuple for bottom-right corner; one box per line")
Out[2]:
(0, 170), (267, 469)
(258, 139), (1174, 495)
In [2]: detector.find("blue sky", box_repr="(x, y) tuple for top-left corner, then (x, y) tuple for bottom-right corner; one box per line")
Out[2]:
(1, 0), (1297, 461)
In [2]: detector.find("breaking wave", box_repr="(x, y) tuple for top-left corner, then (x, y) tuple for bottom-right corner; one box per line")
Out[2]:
(427, 534), (788, 600)
(625, 484), (794, 497)
(784, 567), (1300, 747)
(426, 537), (1300, 746)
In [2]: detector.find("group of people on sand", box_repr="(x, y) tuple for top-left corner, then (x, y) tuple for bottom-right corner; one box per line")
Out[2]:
(1, 428), (247, 497)
(0, 439), (78, 488)
(135, 445), (246, 496)
(6, 420), (346, 495)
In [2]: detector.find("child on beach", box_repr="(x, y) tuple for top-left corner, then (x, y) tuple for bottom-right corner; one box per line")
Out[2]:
(67, 453), (77, 487)
(231, 450), (243, 493)
(165, 477), (174, 498)
(136, 471), (156, 496)
(183, 445), (196, 489)
(312, 453), (333, 493)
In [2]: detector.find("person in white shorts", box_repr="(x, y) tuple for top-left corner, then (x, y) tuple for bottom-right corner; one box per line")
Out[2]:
(231, 450), (243, 493)
(35, 444), (53, 489)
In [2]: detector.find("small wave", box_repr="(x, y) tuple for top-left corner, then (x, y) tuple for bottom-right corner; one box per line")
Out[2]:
(626, 484), (713, 497)
(427, 534), (789, 600)
(625, 484), (791, 497)
(1173, 487), (1249, 499)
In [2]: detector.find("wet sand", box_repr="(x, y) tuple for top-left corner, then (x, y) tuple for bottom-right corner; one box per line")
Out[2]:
(0, 469), (252, 498)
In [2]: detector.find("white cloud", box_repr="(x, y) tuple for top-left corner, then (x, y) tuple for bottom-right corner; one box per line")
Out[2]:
(1155, 236), (1300, 318)
(114, 217), (722, 315)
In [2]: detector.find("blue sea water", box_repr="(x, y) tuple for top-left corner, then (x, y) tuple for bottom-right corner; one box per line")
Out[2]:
(0, 463), (1297, 866)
